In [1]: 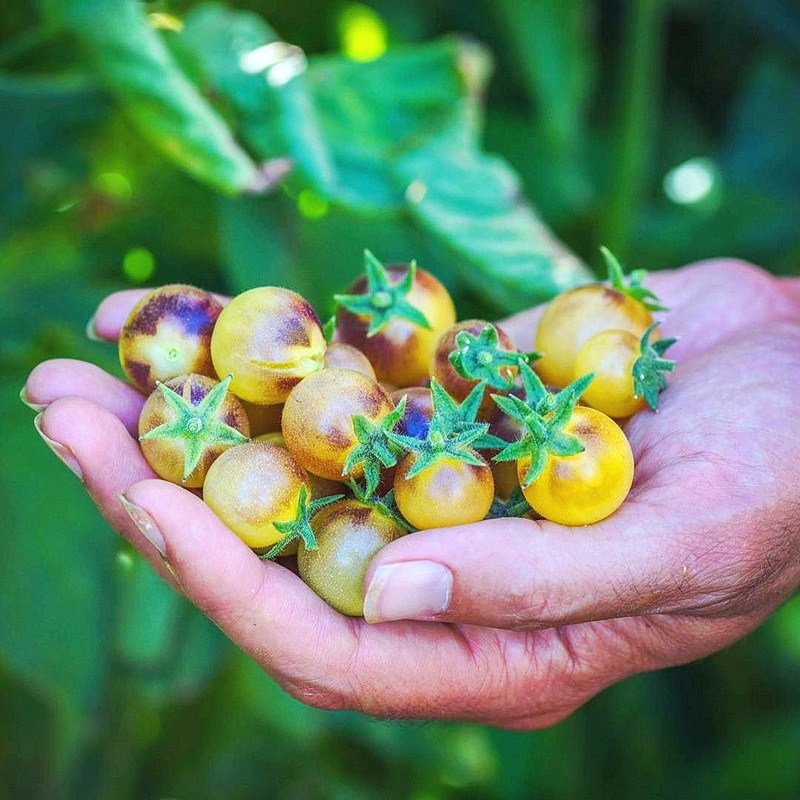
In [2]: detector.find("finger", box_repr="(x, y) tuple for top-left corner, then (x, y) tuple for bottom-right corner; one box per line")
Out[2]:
(88, 287), (230, 342)
(117, 479), (597, 722)
(780, 275), (800, 305)
(361, 461), (759, 630)
(24, 358), (145, 434)
(33, 396), (175, 587)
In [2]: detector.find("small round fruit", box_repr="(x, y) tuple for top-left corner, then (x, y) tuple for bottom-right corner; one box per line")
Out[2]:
(210, 286), (326, 405)
(573, 329), (645, 418)
(390, 387), (433, 440)
(335, 263), (456, 387)
(431, 319), (520, 405)
(281, 368), (394, 480)
(394, 452), (494, 529)
(534, 285), (654, 388)
(517, 406), (634, 526)
(119, 284), (223, 394)
(298, 499), (406, 616)
(323, 342), (376, 378)
(203, 441), (310, 549)
(138, 374), (249, 487)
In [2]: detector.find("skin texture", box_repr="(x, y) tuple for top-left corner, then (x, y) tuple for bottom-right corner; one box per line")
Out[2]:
(23, 259), (800, 729)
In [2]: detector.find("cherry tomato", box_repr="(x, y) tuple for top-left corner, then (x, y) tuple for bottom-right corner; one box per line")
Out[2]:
(210, 286), (326, 405)
(119, 284), (222, 394)
(390, 386), (433, 440)
(431, 319), (520, 408)
(573, 329), (645, 418)
(335, 262), (456, 387)
(517, 406), (634, 526)
(281, 367), (394, 481)
(394, 452), (494, 529)
(298, 499), (406, 616)
(534, 285), (654, 388)
(138, 373), (249, 488)
(203, 441), (310, 549)
(323, 342), (375, 378)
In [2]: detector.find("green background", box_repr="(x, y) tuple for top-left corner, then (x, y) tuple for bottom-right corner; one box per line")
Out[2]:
(2, 1), (800, 798)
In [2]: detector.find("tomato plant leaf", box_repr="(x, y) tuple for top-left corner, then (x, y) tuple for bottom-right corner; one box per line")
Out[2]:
(43, 0), (266, 195)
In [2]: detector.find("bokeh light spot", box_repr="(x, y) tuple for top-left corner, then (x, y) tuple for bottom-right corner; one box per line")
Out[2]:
(338, 4), (388, 62)
(663, 157), (718, 205)
(298, 190), (329, 219)
(95, 172), (133, 201)
(123, 247), (156, 283)
(147, 12), (184, 32)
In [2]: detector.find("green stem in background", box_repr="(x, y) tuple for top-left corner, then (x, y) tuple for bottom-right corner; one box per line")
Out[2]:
(600, 0), (664, 260)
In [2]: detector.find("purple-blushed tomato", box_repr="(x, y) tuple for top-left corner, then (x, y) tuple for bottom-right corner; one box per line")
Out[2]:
(119, 284), (223, 394)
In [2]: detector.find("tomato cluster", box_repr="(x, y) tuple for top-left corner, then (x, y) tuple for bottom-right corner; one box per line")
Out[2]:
(116, 248), (675, 615)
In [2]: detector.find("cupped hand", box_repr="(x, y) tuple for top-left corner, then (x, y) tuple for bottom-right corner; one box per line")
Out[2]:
(23, 259), (800, 730)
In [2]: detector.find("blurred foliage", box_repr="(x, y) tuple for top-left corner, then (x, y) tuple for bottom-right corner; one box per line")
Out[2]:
(1, 0), (799, 798)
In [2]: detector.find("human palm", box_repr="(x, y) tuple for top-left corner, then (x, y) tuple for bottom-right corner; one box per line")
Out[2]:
(24, 259), (800, 729)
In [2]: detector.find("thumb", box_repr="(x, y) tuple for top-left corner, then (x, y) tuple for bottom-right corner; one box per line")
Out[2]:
(362, 506), (691, 628)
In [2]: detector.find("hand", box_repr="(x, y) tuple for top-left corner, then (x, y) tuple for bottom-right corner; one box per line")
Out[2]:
(23, 259), (800, 730)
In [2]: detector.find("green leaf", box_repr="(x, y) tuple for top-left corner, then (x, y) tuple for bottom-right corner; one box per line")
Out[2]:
(178, 1), (337, 192)
(43, 0), (265, 195)
(0, 377), (115, 785)
(396, 116), (591, 312)
(491, 0), (594, 209)
(114, 550), (230, 704)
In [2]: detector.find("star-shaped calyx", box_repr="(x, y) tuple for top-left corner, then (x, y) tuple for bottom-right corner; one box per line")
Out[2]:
(601, 246), (667, 312)
(260, 484), (345, 560)
(448, 322), (537, 390)
(633, 323), (677, 410)
(491, 370), (595, 487)
(428, 378), (508, 451)
(343, 395), (408, 497)
(139, 373), (249, 483)
(333, 250), (431, 336)
(386, 381), (492, 480)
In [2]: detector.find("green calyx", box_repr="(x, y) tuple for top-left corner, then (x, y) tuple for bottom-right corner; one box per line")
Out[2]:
(260, 484), (345, 560)
(448, 323), (537, 390)
(632, 323), (677, 410)
(343, 395), (408, 497)
(601, 246), (667, 312)
(486, 486), (533, 520)
(347, 482), (416, 533)
(333, 249), (431, 336)
(428, 378), (508, 450)
(139, 374), (249, 482)
(491, 370), (594, 488)
(387, 380), (491, 480)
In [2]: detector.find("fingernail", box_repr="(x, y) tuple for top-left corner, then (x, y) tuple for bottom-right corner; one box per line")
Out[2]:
(363, 560), (453, 623)
(20, 385), (47, 412)
(33, 414), (84, 481)
(119, 494), (167, 559)
(85, 313), (103, 341)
